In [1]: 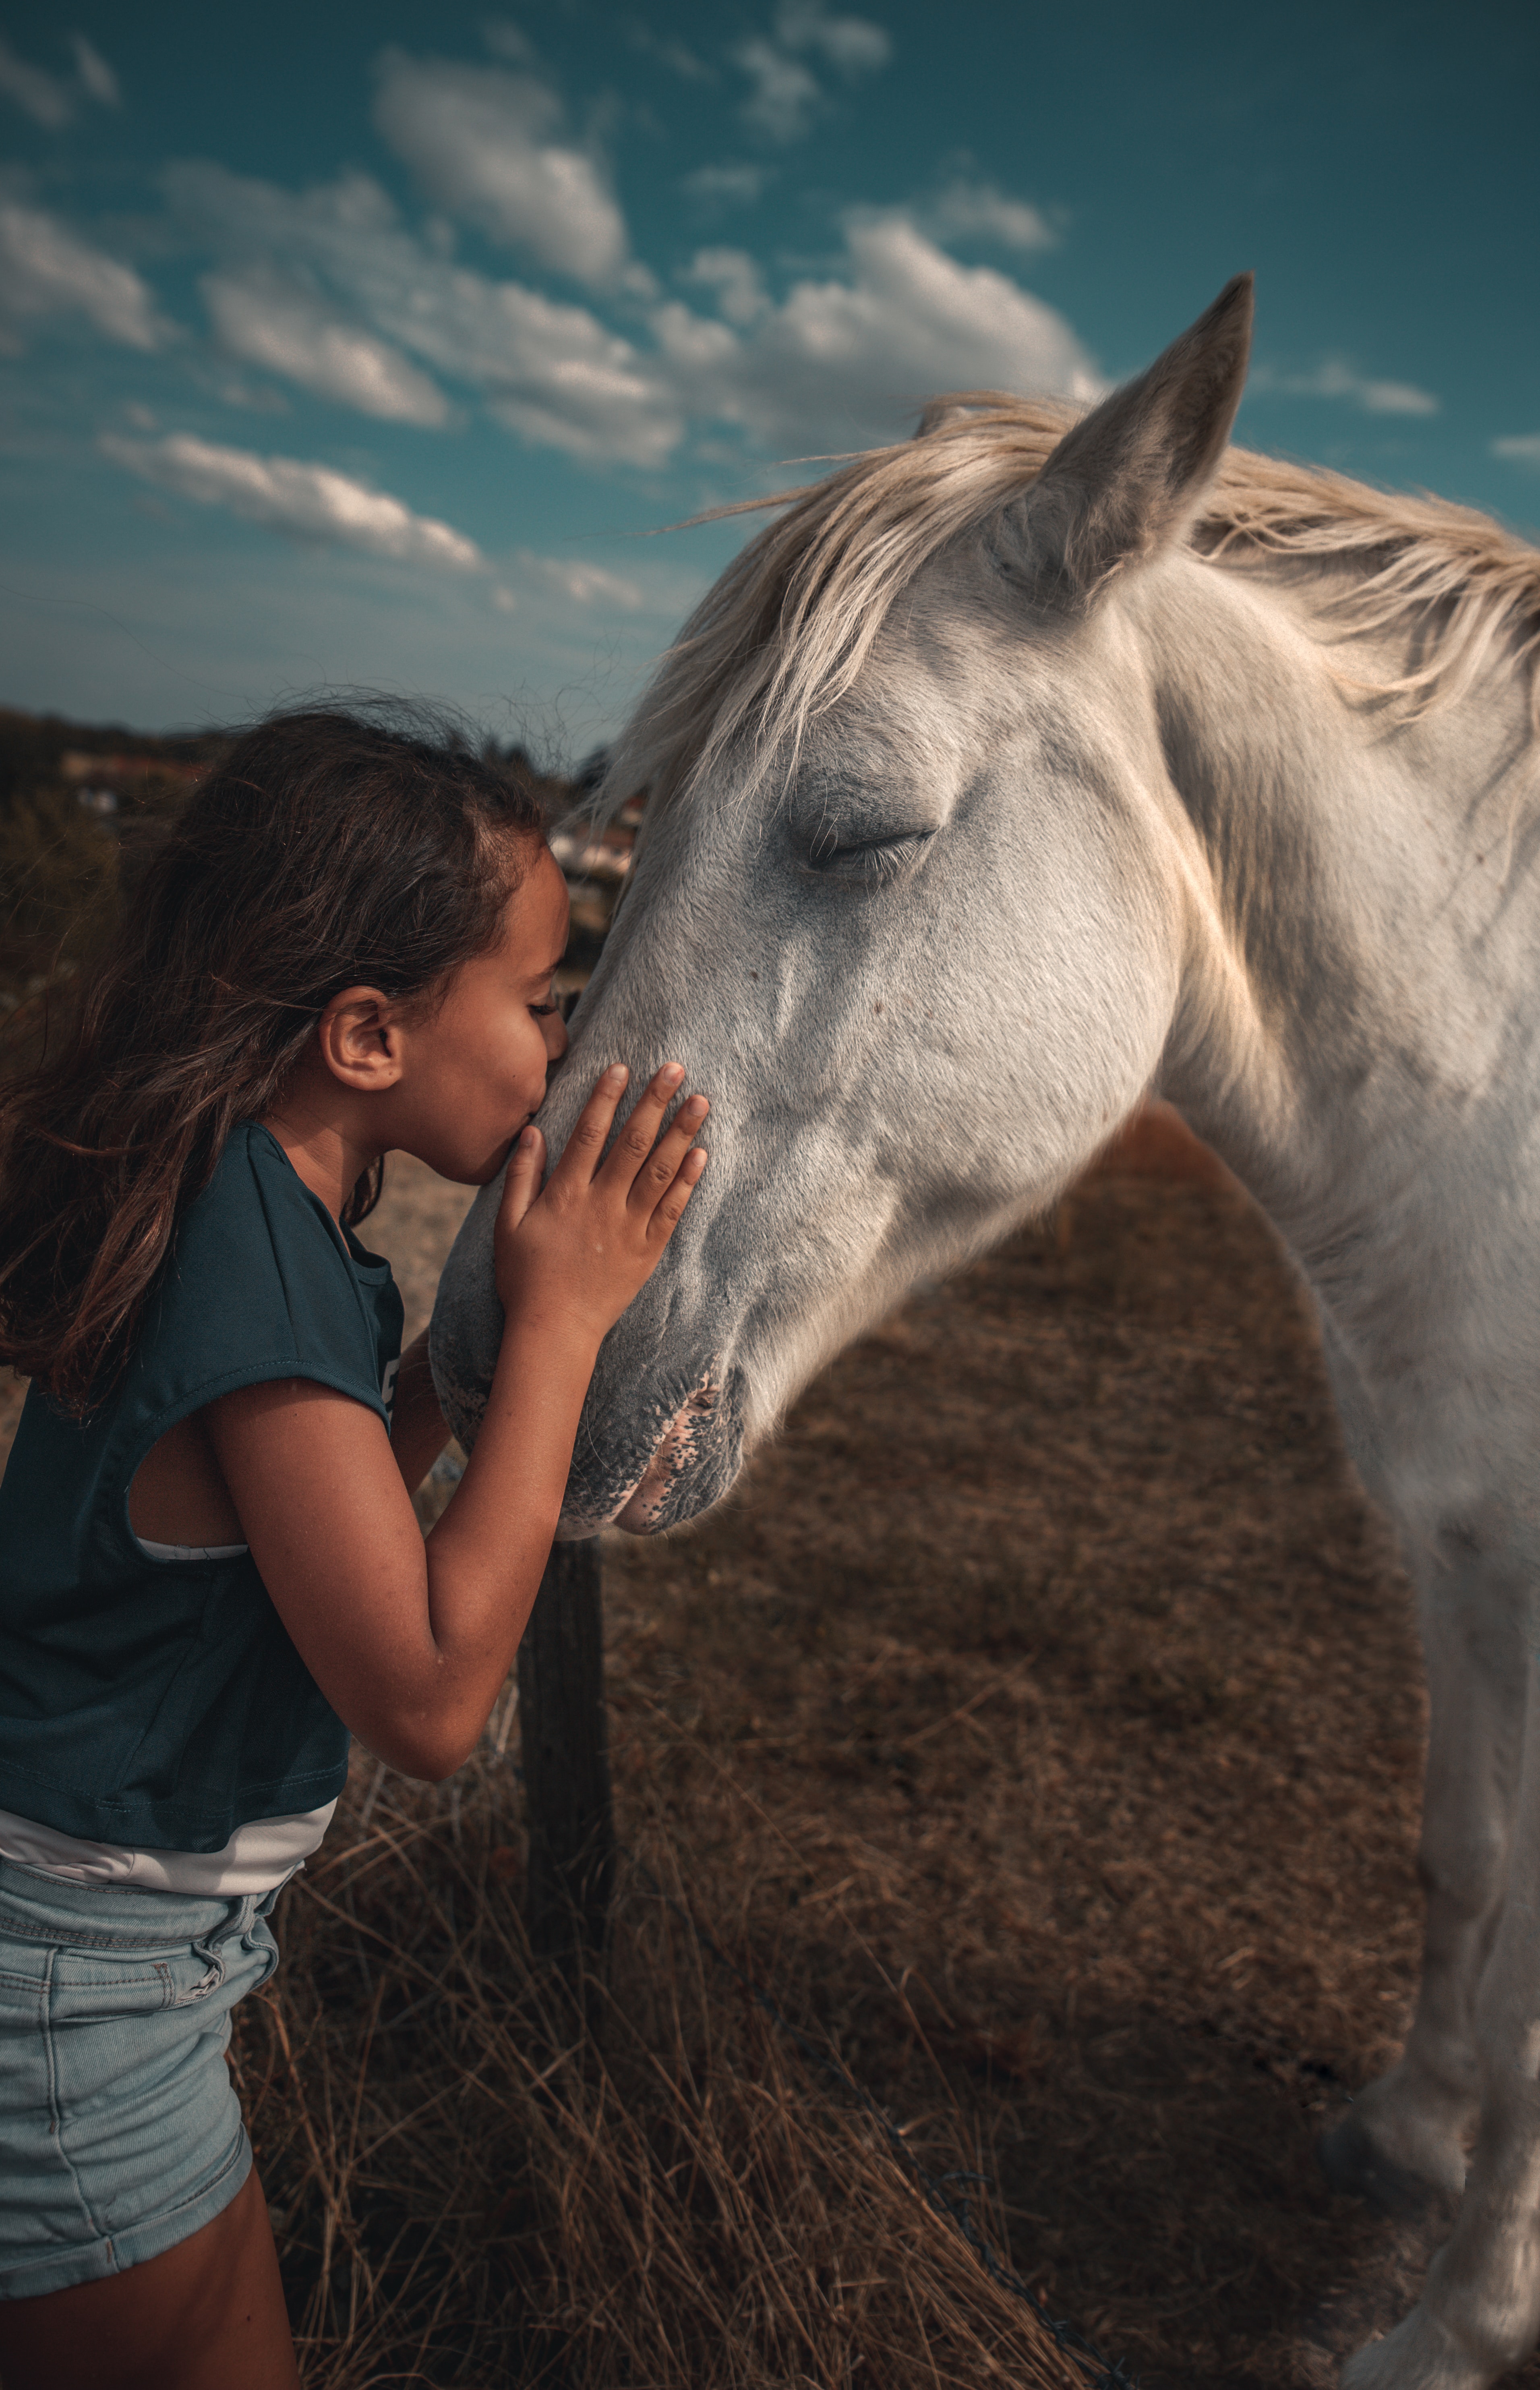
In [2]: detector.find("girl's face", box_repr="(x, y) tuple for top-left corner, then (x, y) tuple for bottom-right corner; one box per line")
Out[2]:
(391, 843), (571, 1185)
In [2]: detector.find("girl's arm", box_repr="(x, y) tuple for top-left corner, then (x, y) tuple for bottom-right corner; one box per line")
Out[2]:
(207, 1064), (706, 1781)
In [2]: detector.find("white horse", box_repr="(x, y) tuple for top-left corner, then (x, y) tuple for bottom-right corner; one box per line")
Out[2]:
(433, 276), (1540, 2388)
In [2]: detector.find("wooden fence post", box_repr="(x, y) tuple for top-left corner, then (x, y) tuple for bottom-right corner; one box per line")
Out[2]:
(518, 1537), (615, 1964)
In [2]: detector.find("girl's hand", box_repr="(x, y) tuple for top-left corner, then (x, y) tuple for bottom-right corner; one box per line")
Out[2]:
(493, 1062), (708, 1342)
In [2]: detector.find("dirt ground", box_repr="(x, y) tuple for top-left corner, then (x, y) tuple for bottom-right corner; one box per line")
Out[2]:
(4, 1146), (1531, 2386)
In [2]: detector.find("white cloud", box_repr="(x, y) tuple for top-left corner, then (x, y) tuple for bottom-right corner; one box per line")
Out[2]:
(514, 549), (647, 609)
(663, 212), (1098, 453)
(482, 21), (536, 66)
(100, 432), (485, 572)
(1492, 434), (1540, 469)
(163, 167), (1096, 470)
(737, 2), (890, 139)
(1357, 380), (1439, 418)
(931, 180), (1057, 253)
(471, 295), (679, 462)
(683, 247), (768, 326)
(0, 202), (163, 351)
(0, 35), (74, 127)
(682, 162), (767, 207)
(0, 32), (119, 122)
(735, 37), (823, 142)
(627, 25), (715, 81)
(165, 162), (681, 466)
(373, 52), (629, 289)
(1259, 359), (1440, 417)
(213, 375), (292, 415)
(776, 1), (891, 75)
(201, 266), (449, 425)
(71, 35), (120, 107)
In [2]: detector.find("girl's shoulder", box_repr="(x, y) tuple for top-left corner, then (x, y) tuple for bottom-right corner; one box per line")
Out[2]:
(0, 1124), (403, 1576)
(143, 1122), (401, 1421)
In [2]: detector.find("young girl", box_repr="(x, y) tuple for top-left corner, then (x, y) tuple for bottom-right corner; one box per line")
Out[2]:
(0, 706), (707, 2389)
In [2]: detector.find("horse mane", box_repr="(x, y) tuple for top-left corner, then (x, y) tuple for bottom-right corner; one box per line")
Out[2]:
(603, 394), (1540, 817)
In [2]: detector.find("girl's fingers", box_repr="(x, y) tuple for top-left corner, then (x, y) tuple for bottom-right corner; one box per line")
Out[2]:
(497, 1123), (545, 1231)
(544, 1061), (704, 1216)
(549, 1063), (630, 1185)
(628, 1093), (709, 1210)
(647, 1146), (707, 1240)
(596, 1061), (689, 1189)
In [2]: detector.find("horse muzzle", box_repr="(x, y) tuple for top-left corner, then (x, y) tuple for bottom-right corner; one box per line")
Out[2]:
(557, 1361), (747, 1539)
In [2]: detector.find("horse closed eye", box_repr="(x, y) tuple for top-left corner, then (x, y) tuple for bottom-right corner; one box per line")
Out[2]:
(805, 828), (934, 883)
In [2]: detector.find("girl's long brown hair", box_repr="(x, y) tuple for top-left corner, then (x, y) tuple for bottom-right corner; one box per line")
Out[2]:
(0, 704), (546, 1410)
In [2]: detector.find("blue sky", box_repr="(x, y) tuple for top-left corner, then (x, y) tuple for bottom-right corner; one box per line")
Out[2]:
(1, 0), (1536, 749)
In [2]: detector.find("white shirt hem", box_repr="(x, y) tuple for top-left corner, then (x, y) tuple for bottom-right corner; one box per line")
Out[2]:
(0, 1799), (337, 1895)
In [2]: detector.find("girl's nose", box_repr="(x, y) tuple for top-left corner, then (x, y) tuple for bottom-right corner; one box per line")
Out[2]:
(544, 1009), (569, 1065)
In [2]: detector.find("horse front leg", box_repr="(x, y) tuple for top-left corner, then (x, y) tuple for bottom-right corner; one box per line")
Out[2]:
(1340, 1583), (1540, 2390)
(1322, 1589), (1525, 2218)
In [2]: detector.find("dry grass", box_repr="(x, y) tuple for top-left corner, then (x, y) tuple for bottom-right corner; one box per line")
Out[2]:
(244, 1746), (1092, 2390)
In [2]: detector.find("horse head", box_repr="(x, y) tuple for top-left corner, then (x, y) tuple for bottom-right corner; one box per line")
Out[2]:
(431, 275), (1255, 1532)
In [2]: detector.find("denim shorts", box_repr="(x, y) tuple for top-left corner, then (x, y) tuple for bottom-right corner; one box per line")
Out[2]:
(0, 1861), (282, 2298)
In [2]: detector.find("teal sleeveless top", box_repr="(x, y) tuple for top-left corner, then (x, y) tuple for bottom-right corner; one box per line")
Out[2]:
(0, 1122), (403, 1852)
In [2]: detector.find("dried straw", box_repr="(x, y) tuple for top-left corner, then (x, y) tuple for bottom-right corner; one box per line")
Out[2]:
(239, 1739), (1093, 2389)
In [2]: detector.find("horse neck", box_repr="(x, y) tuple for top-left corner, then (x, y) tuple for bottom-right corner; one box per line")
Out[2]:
(1136, 553), (1540, 1255)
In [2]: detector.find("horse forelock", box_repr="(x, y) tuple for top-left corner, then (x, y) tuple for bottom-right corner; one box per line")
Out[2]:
(596, 396), (1540, 826)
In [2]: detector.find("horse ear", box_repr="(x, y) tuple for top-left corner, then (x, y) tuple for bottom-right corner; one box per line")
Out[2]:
(996, 272), (1254, 607)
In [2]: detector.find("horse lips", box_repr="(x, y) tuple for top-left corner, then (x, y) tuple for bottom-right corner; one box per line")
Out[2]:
(613, 1376), (729, 1535)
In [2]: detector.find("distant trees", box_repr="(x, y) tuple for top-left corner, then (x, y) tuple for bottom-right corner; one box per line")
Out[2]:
(0, 708), (222, 1052)
(0, 710), (595, 1062)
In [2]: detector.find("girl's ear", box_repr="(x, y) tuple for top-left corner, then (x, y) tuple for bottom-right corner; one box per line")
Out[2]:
(317, 987), (404, 1091)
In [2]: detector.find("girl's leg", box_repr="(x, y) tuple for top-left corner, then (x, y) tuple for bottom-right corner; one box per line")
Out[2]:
(0, 2166), (298, 2390)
